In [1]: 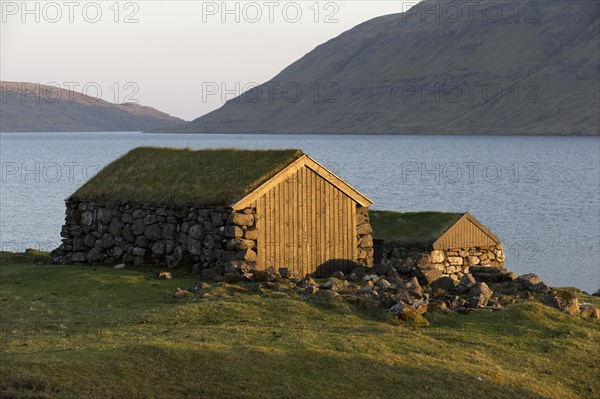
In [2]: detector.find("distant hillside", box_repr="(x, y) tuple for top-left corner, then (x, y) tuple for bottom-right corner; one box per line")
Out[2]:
(165, 0), (599, 135)
(0, 82), (184, 132)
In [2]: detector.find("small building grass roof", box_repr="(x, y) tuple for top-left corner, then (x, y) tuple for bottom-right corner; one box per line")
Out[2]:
(369, 210), (464, 249)
(72, 147), (304, 206)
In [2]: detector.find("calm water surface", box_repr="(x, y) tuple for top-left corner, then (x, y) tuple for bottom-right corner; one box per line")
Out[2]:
(1, 132), (599, 292)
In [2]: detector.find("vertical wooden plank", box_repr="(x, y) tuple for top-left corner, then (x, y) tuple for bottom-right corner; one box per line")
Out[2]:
(255, 198), (261, 269)
(284, 176), (290, 272)
(270, 188), (275, 268)
(328, 182), (334, 275)
(300, 167), (306, 277)
(344, 196), (348, 270)
(277, 179), (281, 269)
(351, 202), (357, 264)
(302, 167), (308, 277)
(342, 196), (348, 272)
(312, 171), (317, 272)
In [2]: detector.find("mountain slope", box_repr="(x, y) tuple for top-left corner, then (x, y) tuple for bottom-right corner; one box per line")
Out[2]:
(0, 82), (185, 132)
(167, 0), (599, 135)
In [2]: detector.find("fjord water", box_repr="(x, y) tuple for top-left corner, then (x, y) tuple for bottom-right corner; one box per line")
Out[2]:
(1, 132), (598, 293)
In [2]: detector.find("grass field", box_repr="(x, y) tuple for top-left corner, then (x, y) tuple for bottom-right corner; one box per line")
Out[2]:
(1, 251), (599, 399)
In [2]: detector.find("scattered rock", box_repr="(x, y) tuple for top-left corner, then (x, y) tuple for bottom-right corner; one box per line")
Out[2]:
(579, 303), (600, 319)
(527, 282), (550, 293)
(114, 263), (126, 269)
(517, 273), (541, 288)
(174, 287), (193, 299)
(405, 277), (423, 298)
(413, 267), (443, 286)
(470, 282), (493, 299)
(363, 274), (380, 284)
(376, 278), (393, 290)
(542, 289), (579, 314)
(331, 270), (345, 279)
(320, 280), (339, 291)
(157, 271), (172, 279)
(430, 276), (456, 293)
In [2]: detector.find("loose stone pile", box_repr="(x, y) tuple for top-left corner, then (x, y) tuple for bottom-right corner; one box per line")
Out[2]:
(187, 263), (599, 321)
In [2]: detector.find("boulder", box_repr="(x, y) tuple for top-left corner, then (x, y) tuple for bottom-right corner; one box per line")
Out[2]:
(467, 256), (480, 266)
(253, 266), (282, 283)
(356, 223), (372, 235)
(81, 210), (94, 226)
(151, 241), (166, 255)
(132, 247), (146, 256)
(219, 225), (243, 238)
(389, 300), (428, 320)
(100, 233), (115, 249)
(430, 277), (456, 294)
(320, 280), (339, 291)
(144, 224), (163, 241)
(359, 236), (373, 248)
(236, 248), (257, 262)
(97, 208), (112, 224)
(173, 287), (193, 299)
(527, 282), (550, 293)
(188, 225), (203, 239)
(131, 219), (145, 236)
(226, 238), (255, 251)
(109, 219), (123, 236)
(405, 277), (423, 298)
(542, 289), (579, 314)
(228, 213), (254, 227)
(135, 236), (149, 248)
(244, 229), (259, 240)
(86, 248), (102, 262)
(430, 250), (444, 264)
(211, 212), (225, 227)
(468, 296), (489, 308)
(72, 252), (87, 263)
(579, 304), (600, 319)
(447, 256), (463, 266)
(376, 278), (393, 290)
(470, 282), (493, 299)
(517, 273), (541, 288)
(413, 267), (443, 286)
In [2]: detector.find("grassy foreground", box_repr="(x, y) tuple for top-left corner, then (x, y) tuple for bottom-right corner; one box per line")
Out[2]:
(1, 252), (599, 399)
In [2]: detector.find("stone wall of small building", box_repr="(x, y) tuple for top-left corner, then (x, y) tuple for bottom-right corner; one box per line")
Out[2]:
(53, 199), (373, 276)
(356, 206), (374, 268)
(379, 242), (505, 283)
(52, 199), (261, 273)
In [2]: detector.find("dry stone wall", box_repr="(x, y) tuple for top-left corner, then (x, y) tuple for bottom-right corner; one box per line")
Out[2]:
(53, 199), (260, 275)
(356, 206), (374, 267)
(380, 242), (506, 283)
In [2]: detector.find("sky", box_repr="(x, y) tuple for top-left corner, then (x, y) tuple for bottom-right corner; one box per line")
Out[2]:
(0, 1), (414, 120)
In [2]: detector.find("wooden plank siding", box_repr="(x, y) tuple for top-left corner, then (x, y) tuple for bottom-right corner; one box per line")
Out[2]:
(433, 215), (500, 250)
(253, 165), (358, 277)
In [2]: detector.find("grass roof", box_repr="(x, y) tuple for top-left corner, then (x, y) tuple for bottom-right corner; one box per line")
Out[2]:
(369, 210), (464, 249)
(72, 147), (304, 206)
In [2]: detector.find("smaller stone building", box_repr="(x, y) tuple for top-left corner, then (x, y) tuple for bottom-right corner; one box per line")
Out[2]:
(370, 211), (504, 282)
(53, 147), (374, 278)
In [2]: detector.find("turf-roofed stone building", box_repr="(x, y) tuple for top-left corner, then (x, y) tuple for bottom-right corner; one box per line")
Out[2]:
(369, 211), (505, 283)
(54, 147), (374, 278)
